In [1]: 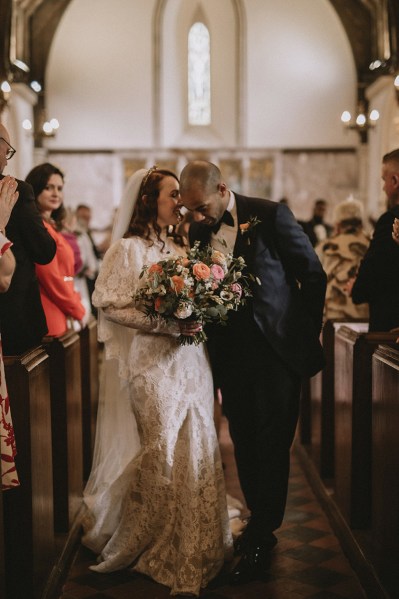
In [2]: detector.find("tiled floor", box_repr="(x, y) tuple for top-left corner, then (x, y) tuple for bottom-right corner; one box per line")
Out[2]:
(57, 418), (368, 599)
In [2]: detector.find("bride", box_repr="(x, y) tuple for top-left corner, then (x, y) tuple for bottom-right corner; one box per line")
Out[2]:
(82, 167), (233, 596)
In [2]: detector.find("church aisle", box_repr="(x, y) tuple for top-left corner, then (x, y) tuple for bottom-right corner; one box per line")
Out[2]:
(57, 418), (368, 599)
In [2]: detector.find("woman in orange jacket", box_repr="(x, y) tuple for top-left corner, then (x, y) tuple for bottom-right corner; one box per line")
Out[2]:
(25, 163), (86, 337)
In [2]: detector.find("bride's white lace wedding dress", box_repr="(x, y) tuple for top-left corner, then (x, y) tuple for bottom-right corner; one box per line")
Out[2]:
(82, 233), (232, 597)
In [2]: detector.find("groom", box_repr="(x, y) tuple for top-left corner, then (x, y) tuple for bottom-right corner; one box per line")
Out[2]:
(179, 161), (326, 585)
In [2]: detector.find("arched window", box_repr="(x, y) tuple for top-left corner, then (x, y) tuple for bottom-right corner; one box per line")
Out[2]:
(188, 22), (211, 126)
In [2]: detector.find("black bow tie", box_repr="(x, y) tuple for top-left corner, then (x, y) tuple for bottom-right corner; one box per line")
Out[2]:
(211, 210), (234, 233)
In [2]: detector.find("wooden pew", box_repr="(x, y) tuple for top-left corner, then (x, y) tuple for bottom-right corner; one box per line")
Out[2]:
(43, 330), (83, 533)
(2, 347), (54, 599)
(334, 327), (396, 529)
(371, 344), (399, 596)
(79, 318), (99, 480)
(309, 320), (368, 478)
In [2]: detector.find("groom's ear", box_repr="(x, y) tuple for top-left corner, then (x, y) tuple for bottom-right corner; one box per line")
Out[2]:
(218, 182), (228, 196)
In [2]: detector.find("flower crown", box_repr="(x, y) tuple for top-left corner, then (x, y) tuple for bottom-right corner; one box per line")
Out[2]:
(139, 165), (158, 195)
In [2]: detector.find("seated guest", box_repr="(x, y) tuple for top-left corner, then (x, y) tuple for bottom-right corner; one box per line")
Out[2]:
(299, 198), (333, 246)
(25, 163), (86, 337)
(57, 206), (83, 276)
(59, 206), (92, 328)
(0, 123), (56, 355)
(316, 197), (369, 321)
(74, 204), (100, 316)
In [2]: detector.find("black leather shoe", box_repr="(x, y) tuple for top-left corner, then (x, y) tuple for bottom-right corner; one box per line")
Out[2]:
(234, 529), (277, 556)
(229, 544), (273, 585)
(233, 529), (250, 556)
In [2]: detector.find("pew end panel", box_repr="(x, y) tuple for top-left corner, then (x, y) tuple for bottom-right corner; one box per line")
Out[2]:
(44, 331), (83, 533)
(3, 347), (54, 598)
(334, 327), (397, 529)
(371, 344), (399, 596)
(318, 320), (368, 478)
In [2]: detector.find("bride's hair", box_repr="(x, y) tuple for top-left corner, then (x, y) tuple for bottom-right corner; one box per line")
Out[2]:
(124, 168), (184, 248)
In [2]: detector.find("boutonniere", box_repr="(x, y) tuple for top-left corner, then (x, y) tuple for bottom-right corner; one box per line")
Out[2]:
(239, 216), (261, 244)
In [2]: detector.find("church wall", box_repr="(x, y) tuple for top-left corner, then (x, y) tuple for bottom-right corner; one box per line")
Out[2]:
(45, 0), (156, 149)
(47, 148), (359, 236)
(1, 0), (370, 233)
(244, 0), (358, 148)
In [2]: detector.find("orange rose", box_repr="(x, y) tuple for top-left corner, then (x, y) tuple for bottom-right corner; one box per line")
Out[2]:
(181, 258), (190, 267)
(149, 263), (163, 274)
(239, 223), (250, 232)
(192, 262), (211, 280)
(154, 297), (164, 311)
(171, 275), (185, 294)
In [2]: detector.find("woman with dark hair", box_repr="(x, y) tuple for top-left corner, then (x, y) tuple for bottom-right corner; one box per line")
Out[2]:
(25, 163), (85, 336)
(82, 167), (232, 596)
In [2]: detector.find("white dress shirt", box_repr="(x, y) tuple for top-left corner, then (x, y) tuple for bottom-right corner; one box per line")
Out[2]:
(211, 191), (237, 255)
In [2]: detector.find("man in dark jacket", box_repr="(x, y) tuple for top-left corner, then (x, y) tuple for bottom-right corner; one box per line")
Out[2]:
(298, 198), (333, 246)
(179, 161), (326, 585)
(0, 123), (56, 354)
(352, 149), (399, 331)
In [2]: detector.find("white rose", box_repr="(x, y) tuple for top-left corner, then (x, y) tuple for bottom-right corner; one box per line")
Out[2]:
(211, 250), (228, 270)
(220, 290), (234, 301)
(174, 302), (193, 319)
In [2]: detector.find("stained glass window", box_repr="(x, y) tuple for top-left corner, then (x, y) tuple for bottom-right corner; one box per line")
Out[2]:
(188, 22), (211, 126)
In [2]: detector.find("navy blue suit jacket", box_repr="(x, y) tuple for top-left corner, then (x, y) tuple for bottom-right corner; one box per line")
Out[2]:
(189, 193), (327, 378)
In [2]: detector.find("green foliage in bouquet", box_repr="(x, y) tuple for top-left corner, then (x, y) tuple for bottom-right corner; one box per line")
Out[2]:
(134, 241), (257, 345)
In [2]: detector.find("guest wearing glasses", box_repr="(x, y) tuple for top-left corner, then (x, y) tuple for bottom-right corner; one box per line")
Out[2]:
(0, 123), (56, 355)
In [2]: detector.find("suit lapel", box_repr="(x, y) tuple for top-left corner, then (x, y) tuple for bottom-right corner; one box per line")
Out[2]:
(233, 195), (256, 266)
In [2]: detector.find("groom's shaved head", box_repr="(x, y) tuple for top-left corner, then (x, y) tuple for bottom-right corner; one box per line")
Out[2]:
(180, 161), (222, 194)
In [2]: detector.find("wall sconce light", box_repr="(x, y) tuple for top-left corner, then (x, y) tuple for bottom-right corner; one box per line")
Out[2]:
(41, 117), (60, 137)
(0, 80), (11, 112)
(22, 115), (60, 139)
(25, 81), (60, 140)
(340, 102), (379, 143)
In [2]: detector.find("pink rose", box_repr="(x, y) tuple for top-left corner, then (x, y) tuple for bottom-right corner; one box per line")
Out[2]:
(192, 262), (211, 280)
(210, 264), (225, 280)
(231, 283), (242, 298)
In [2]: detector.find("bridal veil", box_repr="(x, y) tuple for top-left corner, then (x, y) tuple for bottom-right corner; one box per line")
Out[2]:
(83, 170), (148, 535)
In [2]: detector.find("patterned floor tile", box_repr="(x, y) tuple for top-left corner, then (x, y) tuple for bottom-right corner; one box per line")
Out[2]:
(56, 418), (369, 599)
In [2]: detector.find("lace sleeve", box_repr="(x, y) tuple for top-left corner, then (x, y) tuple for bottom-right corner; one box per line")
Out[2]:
(92, 238), (179, 337)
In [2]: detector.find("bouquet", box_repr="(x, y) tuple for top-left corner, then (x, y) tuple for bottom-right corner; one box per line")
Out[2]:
(134, 241), (256, 345)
